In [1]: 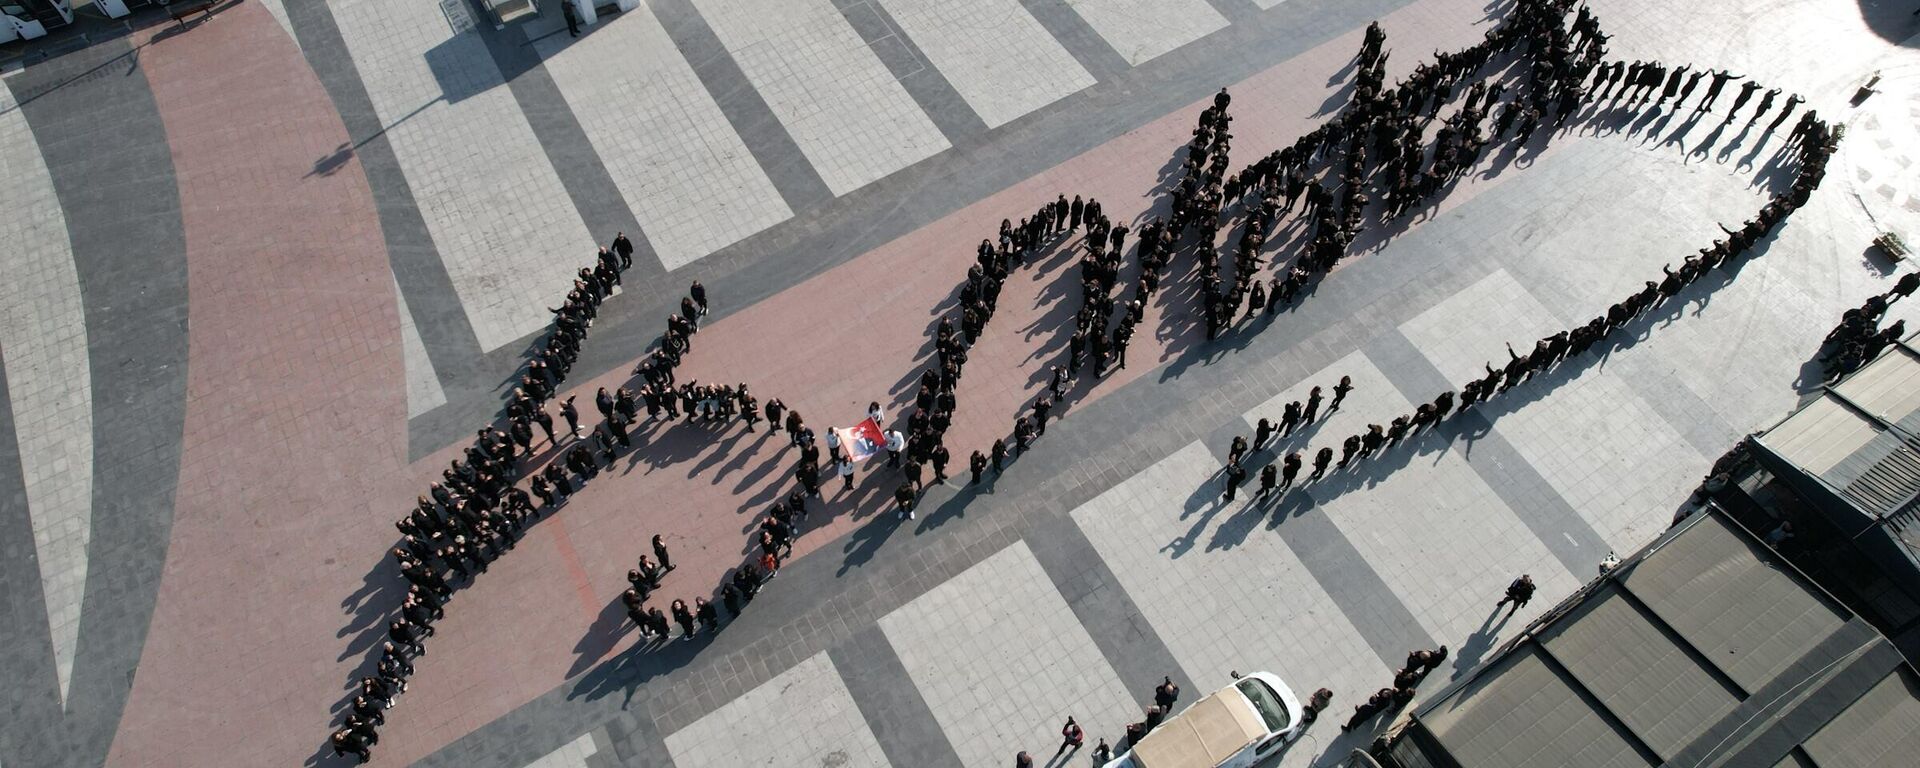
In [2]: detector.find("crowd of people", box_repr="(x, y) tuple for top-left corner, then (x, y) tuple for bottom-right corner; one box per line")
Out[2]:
(330, 238), (653, 761)
(1819, 272), (1914, 381)
(1207, 0), (1837, 511)
(1341, 646), (1448, 733)
(326, 0), (1868, 760)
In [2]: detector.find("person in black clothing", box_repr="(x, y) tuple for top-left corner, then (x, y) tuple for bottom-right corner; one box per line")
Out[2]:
(652, 534), (673, 572)
(671, 599), (696, 640)
(1223, 463), (1247, 502)
(1495, 574), (1536, 615)
(611, 232), (633, 269)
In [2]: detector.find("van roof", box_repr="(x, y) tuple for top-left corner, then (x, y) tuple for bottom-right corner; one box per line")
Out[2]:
(1129, 685), (1267, 768)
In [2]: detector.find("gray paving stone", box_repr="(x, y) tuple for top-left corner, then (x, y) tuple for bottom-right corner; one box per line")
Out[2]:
(0, 75), (92, 707)
(837, 0), (990, 143)
(879, 542), (1135, 768)
(873, 0), (1092, 131)
(692, 0), (949, 196)
(325, 0), (598, 352)
(281, 0), (486, 389)
(664, 652), (888, 767)
(468, 7), (657, 280)
(1026, 510), (1193, 707)
(5, 37), (191, 768)
(1064, 0), (1228, 67)
(535, 5), (792, 272)
(831, 626), (965, 768)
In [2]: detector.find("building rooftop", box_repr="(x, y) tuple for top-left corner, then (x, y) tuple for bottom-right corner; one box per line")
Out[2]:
(1387, 509), (1920, 768)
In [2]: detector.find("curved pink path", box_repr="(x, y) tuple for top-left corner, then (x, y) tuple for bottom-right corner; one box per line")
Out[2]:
(108, 5), (418, 766)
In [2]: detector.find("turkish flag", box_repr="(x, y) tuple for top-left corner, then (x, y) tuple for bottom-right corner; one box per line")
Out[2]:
(836, 418), (885, 462)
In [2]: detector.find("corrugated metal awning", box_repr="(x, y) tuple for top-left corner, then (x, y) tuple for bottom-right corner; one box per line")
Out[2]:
(1623, 514), (1848, 693)
(1802, 667), (1920, 768)
(1538, 584), (1740, 759)
(1419, 645), (1652, 768)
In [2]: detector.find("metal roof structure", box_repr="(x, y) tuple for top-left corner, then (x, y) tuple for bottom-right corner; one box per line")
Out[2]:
(1386, 508), (1920, 768)
(1756, 336), (1920, 524)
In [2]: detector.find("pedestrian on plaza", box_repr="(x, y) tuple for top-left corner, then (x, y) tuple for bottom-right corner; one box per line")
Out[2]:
(1496, 574), (1536, 616)
(389, 619), (428, 655)
(612, 232), (634, 269)
(904, 459), (924, 492)
(1330, 376), (1354, 412)
(1016, 751), (1035, 768)
(1339, 434), (1361, 469)
(652, 534), (673, 572)
(1033, 396), (1053, 436)
(1725, 80), (1763, 122)
(690, 281), (708, 315)
(1014, 417), (1036, 454)
(895, 482), (917, 520)
(1224, 463), (1247, 502)
(531, 406), (557, 445)
(1303, 386), (1324, 423)
(623, 588), (647, 627)
(796, 460), (821, 497)
(561, 395), (581, 437)
(332, 728), (373, 763)
(671, 599), (696, 640)
(1765, 93), (1804, 134)
(1155, 676), (1181, 710)
(561, 0), (580, 37)
(971, 450), (988, 484)
(1699, 70), (1742, 112)
(885, 429), (906, 467)
(1887, 271), (1919, 303)
(838, 458), (855, 491)
(1258, 464), (1279, 499)
(1056, 717), (1085, 756)
(1281, 401), (1302, 436)
(696, 597), (719, 633)
(931, 444), (950, 484)
(1228, 434), (1249, 467)
(1310, 447), (1333, 481)
(992, 439), (1008, 473)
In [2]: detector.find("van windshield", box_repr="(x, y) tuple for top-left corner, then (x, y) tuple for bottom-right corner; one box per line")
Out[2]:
(1235, 678), (1292, 733)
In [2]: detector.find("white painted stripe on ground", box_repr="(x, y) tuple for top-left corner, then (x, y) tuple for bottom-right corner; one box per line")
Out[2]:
(879, 541), (1135, 768)
(328, 0), (597, 351)
(536, 4), (791, 271)
(520, 730), (598, 768)
(394, 277), (446, 418)
(665, 652), (890, 767)
(877, 0), (1095, 128)
(694, 0), (949, 195)
(0, 78), (93, 707)
(1065, 0), (1227, 66)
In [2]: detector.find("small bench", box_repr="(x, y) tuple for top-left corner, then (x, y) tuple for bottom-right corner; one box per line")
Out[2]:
(168, 0), (216, 26)
(1875, 232), (1909, 261)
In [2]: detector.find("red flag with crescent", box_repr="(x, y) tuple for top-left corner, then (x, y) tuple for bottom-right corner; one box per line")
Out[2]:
(835, 418), (885, 462)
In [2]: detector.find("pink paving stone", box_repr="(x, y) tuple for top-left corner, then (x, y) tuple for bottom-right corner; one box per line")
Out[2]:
(107, 5), (420, 768)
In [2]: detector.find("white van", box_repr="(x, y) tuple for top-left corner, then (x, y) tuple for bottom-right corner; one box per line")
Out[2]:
(1103, 672), (1305, 768)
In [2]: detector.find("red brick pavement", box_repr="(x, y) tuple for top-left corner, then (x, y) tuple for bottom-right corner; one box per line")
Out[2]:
(106, 0), (1535, 765)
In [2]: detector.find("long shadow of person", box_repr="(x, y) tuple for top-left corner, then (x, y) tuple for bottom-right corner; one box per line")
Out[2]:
(1452, 604), (1517, 679)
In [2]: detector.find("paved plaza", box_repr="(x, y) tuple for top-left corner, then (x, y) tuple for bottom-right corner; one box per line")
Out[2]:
(3, 0), (1920, 766)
